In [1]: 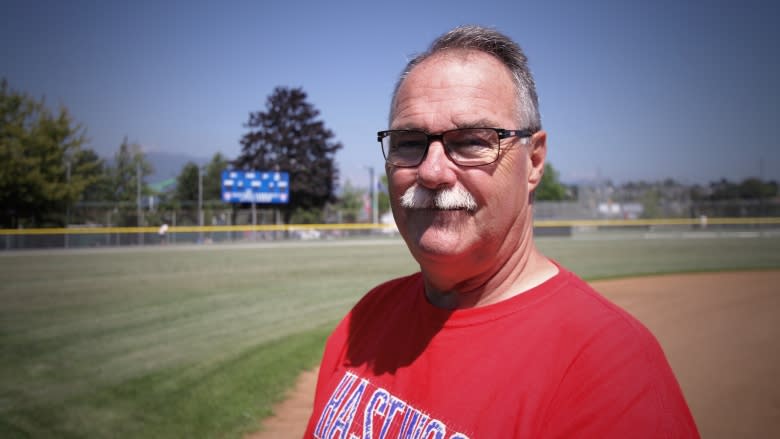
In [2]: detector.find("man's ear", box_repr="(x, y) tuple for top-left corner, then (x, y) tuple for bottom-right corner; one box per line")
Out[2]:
(527, 130), (547, 192)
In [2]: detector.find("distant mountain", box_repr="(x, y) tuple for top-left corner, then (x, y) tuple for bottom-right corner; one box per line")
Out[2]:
(137, 152), (221, 183)
(147, 151), (211, 182)
(100, 151), (226, 183)
(101, 151), (236, 184)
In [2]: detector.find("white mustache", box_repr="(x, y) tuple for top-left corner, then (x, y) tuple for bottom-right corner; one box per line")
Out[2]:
(399, 185), (477, 211)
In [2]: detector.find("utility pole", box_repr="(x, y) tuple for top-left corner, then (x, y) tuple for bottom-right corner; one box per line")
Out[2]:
(137, 161), (141, 226)
(137, 161), (144, 245)
(65, 160), (71, 248)
(367, 166), (378, 224)
(198, 165), (204, 243)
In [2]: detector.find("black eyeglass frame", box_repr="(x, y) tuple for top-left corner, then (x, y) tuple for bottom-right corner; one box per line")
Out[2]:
(377, 127), (537, 168)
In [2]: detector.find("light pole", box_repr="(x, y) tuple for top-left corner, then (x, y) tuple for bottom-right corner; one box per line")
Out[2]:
(366, 166), (378, 224)
(137, 161), (144, 245)
(65, 160), (71, 248)
(198, 165), (204, 243)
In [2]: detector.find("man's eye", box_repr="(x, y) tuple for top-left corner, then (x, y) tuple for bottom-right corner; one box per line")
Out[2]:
(394, 139), (426, 149)
(451, 136), (492, 149)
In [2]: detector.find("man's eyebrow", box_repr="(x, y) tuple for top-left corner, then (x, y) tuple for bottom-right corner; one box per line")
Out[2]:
(453, 119), (499, 129)
(390, 124), (425, 131)
(391, 120), (499, 132)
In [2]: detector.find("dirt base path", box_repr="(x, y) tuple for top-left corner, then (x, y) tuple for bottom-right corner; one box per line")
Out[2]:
(247, 271), (780, 439)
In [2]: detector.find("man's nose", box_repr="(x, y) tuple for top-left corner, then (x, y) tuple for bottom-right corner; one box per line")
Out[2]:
(416, 141), (457, 189)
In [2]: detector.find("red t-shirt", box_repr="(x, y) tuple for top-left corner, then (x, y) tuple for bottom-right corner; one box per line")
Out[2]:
(304, 265), (699, 438)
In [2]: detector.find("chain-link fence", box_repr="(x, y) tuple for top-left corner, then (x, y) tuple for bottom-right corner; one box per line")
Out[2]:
(3, 198), (779, 250)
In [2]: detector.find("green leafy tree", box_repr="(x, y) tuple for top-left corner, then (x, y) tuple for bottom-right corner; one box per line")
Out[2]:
(290, 206), (323, 224)
(535, 163), (568, 201)
(337, 180), (365, 223)
(109, 137), (153, 203)
(378, 174), (390, 216)
(174, 154), (229, 203)
(204, 152), (230, 201)
(172, 153), (230, 216)
(706, 178), (777, 201)
(0, 79), (97, 227)
(108, 137), (153, 226)
(171, 154), (231, 226)
(234, 87), (342, 222)
(66, 148), (112, 225)
(738, 178), (777, 200)
(169, 161), (200, 226)
(640, 189), (662, 218)
(708, 179), (739, 200)
(74, 149), (112, 202)
(174, 162), (200, 203)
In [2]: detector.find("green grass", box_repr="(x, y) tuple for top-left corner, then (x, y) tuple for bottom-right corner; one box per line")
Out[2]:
(1, 235), (778, 438)
(537, 234), (780, 279)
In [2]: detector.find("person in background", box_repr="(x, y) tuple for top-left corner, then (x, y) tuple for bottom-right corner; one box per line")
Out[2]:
(158, 223), (168, 244)
(305, 25), (699, 438)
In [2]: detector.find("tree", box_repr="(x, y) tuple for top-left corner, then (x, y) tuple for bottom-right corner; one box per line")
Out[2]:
(234, 87), (342, 222)
(67, 148), (112, 226)
(170, 153), (231, 226)
(108, 137), (153, 226)
(708, 179), (740, 200)
(0, 79), (95, 227)
(738, 178), (777, 200)
(706, 178), (777, 201)
(640, 189), (662, 218)
(74, 149), (112, 203)
(174, 162), (200, 203)
(109, 137), (153, 203)
(535, 163), (568, 201)
(336, 180), (365, 223)
(174, 154), (229, 204)
(203, 153), (230, 201)
(378, 174), (390, 216)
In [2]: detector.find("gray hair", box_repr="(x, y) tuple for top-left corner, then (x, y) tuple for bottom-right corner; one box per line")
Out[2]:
(390, 25), (541, 131)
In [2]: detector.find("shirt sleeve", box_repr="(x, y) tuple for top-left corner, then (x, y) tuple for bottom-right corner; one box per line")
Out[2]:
(540, 313), (700, 438)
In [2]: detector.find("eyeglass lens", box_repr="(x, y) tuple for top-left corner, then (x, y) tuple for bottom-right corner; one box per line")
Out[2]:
(383, 128), (499, 166)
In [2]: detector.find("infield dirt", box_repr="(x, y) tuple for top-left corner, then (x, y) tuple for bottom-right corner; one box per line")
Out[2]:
(247, 271), (780, 439)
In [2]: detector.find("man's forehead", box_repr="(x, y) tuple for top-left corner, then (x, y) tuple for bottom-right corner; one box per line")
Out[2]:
(391, 50), (517, 128)
(418, 48), (500, 67)
(405, 50), (504, 83)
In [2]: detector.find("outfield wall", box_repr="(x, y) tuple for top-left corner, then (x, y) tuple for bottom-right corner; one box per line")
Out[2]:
(2, 217), (780, 250)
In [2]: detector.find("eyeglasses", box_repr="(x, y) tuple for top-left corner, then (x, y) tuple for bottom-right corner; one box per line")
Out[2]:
(377, 127), (536, 167)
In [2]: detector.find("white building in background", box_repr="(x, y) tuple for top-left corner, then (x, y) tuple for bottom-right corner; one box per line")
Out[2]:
(597, 202), (644, 219)
(380, 211), (398, 235)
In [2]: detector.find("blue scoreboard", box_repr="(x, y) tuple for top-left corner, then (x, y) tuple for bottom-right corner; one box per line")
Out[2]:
(221, 170), (290, 204)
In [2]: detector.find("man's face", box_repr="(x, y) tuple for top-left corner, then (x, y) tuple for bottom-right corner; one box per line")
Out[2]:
(387, 50), (543, 272)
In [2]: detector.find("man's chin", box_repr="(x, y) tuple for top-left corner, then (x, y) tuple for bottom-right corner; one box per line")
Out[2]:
(406, 227), (469, 259)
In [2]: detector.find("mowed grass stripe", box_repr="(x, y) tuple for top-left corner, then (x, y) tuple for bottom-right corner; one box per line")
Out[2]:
(1, 235), (778, 437)
(539, 235), (780, 279)
(1, 243), (415, 409)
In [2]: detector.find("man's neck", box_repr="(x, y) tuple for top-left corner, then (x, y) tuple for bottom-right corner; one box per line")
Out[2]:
(422, 244), (559, 310)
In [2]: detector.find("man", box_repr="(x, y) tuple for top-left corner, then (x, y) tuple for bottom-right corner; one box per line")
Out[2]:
(305, 26), (699, 438)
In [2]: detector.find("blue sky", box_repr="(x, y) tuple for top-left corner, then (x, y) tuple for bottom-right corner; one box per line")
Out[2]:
(2, 0), (778, 187)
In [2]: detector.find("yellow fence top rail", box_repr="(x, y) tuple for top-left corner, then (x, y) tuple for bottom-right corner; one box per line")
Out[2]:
(1, 217), (779, 235)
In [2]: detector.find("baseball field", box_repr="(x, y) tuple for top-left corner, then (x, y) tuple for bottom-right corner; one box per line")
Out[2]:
(1, 233), (779, 437)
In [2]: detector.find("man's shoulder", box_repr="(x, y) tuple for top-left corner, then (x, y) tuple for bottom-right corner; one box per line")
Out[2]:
(551, 266), (657, 340)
